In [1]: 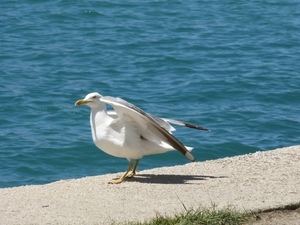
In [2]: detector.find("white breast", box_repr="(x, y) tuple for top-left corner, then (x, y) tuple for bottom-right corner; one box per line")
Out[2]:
(91, 111), (144, 160)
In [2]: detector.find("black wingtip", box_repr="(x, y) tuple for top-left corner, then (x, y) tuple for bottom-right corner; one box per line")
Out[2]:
(184, 122), (210, 132)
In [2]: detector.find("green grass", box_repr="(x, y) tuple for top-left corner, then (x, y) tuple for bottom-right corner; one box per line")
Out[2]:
(124, 207), (256, 225)
(118, 202), (300, 225)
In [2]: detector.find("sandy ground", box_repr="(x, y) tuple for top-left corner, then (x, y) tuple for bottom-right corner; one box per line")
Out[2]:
(251, 207), (300, 225)
(0, 145), (299, 225)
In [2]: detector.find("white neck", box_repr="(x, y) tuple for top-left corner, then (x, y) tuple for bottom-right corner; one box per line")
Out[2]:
(89, 104), (113, 141)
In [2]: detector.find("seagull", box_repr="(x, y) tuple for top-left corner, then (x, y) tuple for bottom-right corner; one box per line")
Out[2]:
(75, 92), (209, 184)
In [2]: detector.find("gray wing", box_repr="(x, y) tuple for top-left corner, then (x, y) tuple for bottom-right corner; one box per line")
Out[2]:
(107, 110), (175, 133)
(107, 111), (209, 132)
(101, 96), (195, 162)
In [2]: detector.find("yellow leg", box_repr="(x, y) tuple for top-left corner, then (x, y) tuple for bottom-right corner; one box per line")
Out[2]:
(108, 161), (133, 184)
(126, 159), (140, 178)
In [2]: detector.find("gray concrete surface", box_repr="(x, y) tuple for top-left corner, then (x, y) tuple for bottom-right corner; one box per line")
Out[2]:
(1, 145), (299, 224)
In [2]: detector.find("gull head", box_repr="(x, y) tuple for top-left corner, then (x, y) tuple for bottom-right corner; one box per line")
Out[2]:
(75, 92), (103, 109)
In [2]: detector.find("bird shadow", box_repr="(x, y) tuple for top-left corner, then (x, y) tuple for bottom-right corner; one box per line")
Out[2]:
(126, 173), (227, 184)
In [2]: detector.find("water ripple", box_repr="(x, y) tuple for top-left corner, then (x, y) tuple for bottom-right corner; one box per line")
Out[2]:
(1, 0), (300, 187)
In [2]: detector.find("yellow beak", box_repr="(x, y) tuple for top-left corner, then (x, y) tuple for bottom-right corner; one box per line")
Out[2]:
(75, 99), (88, 106)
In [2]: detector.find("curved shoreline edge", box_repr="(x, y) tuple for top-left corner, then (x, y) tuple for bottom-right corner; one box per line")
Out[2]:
(1, 145), (299, 224)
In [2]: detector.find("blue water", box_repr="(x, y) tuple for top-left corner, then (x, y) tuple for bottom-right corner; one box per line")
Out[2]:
(1, 0), (299, 188)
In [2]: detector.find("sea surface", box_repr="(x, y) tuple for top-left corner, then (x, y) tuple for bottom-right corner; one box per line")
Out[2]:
(1, 0), (299, 188)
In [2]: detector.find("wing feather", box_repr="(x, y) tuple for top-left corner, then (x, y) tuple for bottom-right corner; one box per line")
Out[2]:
(162, 118), (210, 131)
(101, 96), (195, 162)
(107, 111), (209, 132)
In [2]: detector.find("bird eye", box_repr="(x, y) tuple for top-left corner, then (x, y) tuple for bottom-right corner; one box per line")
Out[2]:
(92, 95), (97, 99)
